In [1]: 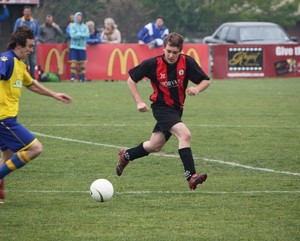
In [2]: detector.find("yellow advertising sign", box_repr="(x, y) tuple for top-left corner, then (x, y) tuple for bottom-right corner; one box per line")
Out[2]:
(185, 48), (202, 66)
(107, 48), (139, 76)
(45, 48), (69, 75)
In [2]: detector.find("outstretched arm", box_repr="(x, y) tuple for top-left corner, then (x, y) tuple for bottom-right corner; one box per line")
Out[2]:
(26, 79), (72, 103)
(127, 77), (149, 112)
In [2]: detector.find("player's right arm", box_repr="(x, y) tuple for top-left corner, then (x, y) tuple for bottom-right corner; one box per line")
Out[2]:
(26, 79), (72, 103)
(127, 77), (149, 112)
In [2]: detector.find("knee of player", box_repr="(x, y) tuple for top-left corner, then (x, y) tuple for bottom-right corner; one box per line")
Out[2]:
(148, 144), (162, 153)
(182, 132), (192, 143)
(31, 141), (43, 157)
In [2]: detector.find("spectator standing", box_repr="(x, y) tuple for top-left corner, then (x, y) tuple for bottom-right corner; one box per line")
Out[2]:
(69, 12), (89, 82)
(65, 14), (74, 42)
(116, 32), (210, 190)
(138, 16), (169, 49)
(100, 18), (121, 43)
(13, 5), (39, 79)
(37, 14), (64, 43)
(86, 20), (101, 45)
(0, 4), (9, 22)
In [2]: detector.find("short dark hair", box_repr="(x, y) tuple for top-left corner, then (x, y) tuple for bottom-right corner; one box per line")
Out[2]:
(7, 25), (34, 50)
(163, 32), (184, 51)
(23, 5), (32, 11)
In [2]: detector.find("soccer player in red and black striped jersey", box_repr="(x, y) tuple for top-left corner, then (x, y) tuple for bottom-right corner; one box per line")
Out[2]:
(116, 32), (211, 190)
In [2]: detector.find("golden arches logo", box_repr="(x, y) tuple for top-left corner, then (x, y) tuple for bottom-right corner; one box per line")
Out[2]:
(45, 48), (69, 75)
(184, 48), (202, 66)
(107, 48), (139, 76)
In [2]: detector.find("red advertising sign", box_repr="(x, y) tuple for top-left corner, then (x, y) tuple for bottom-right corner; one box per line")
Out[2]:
(212, 44), (300, 79)
(36, 44), (210, 81)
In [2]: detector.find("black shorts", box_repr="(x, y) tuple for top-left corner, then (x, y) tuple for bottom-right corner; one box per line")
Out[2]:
(151, 105), (183, 141)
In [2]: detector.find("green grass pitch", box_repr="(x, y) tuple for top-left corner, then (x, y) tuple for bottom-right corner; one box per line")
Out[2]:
(0, 78), (299, 240)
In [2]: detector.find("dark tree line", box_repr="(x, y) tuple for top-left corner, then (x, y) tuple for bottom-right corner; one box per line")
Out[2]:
(34, 0), (300, 43)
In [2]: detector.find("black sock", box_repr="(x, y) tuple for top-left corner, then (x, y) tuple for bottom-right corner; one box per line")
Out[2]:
(125, 142), (149, 161)
(178, 147), (196, 181)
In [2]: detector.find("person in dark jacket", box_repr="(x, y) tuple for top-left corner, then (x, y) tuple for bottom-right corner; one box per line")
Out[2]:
(86, 20), (101, 45)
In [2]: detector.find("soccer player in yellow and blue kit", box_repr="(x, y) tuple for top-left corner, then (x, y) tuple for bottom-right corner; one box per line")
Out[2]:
(0, 26), (72, 203)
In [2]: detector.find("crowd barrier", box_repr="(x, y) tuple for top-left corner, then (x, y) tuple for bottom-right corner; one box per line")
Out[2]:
(36, 44), (209, 81)
(36, 43), (300, 80)
(211, 44), (300, 79)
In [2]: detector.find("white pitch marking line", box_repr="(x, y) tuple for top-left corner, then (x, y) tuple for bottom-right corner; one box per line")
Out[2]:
(32, 132), (300, 177)
(152, 153), (300, 176)
(33, 132), (121, 149)
(5, 190), (300, 195)
(202, 158), (300, 176)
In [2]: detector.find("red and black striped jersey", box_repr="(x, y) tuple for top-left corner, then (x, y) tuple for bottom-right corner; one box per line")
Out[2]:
(129, 54), (210, 110)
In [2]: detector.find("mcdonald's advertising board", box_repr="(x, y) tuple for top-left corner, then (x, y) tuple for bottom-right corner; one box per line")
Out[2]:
(36, 44), (209, 81)
(212, 44), (300, 79)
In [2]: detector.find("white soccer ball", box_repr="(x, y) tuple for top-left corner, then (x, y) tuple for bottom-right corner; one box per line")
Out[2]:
(90, 179), (114, 202)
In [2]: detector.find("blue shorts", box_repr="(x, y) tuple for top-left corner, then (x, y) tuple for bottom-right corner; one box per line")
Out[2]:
(0, 117), (37, 152)
(69, 49), (87, 62)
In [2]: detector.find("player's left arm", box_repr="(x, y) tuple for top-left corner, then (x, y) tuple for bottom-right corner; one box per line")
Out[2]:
(186, 56), (211, 96)
(187, 80), (211, 96)
(26, 79), (72, 103)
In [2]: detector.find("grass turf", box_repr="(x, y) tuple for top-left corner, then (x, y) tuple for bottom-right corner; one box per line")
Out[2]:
(0, 78), (299, 240)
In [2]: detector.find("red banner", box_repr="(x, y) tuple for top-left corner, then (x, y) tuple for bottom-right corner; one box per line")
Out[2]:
(36, 44), (210, 81)
(212, 44), (300, 79)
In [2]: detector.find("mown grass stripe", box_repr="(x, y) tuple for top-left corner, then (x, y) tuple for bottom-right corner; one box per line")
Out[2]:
(33, 132), (300, 177)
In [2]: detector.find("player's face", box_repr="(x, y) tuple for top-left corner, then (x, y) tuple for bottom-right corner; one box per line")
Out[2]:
(163, 43), (181, 64)
(19, 39), (34, 60)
